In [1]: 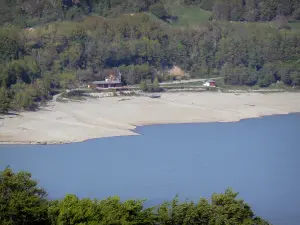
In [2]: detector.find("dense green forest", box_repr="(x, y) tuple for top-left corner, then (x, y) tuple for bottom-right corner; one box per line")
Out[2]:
(212, 0), (300, 21)
(0, 167), (270, 225)
(1, 0), (300, 111)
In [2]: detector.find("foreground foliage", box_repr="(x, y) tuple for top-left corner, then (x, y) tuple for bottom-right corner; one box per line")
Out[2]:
(0, 167), (270, 225)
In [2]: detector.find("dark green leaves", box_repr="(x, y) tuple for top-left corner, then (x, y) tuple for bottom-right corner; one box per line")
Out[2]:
(0, 167), (48, 225)
(0, 168), (270, 225)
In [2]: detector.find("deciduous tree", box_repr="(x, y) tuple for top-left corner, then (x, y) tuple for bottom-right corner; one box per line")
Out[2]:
(0, 167), (49, 225)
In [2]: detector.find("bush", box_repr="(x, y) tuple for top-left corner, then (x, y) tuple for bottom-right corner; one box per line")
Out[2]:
(140, 79), (148, 92)
(10, 83), (38, 110)
(76, 69), (93, 82)
(258, 70), (276, 87)
(293, 8), (300, 20)
(149, 3), (170, 20)
(140, 78), (161, 92)
(0, 87), (10, 113)
(152, 77), (161, 92)
(58, 72), (76, 90)
(274, 16), (290, 30)
(60, 90), (87, 100)
(291, 71), (300, 86)
(146, 79), (153, 92)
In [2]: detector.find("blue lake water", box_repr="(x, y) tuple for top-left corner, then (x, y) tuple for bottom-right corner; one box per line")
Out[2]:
(1, 114), (300, 225)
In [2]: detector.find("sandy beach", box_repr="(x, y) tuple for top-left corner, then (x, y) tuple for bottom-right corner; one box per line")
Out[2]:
(1, 92), (300, 145)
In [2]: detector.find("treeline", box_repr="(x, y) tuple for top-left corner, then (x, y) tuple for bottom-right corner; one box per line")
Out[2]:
(2, 0), (299, 26)
(0, 167), (270, 225)
(1, 1), (300, 112)
(212, 0), (300, 21)
(0, 0), (173, 27)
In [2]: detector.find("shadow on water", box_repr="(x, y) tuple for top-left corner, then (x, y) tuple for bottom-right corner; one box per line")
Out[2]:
(0, 113), (300, 225)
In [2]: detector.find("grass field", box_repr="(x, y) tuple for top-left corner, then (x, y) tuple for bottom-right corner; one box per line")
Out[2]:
(168, 5), (212, 27)
(288, 20), (300, 30)
(199, 0), (216, 11)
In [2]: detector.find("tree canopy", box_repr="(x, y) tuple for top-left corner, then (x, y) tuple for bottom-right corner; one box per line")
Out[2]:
(0, 0), (300, 112)
(0, 167), (49, 225)
(212, 0), (300, 22)
(0, 167), (270, 225)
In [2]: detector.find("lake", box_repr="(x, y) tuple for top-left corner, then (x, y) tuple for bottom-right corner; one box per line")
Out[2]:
(1, 113), (300, 225)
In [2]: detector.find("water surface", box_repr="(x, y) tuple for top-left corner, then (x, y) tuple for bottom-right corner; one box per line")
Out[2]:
(1, 114), (300, 225)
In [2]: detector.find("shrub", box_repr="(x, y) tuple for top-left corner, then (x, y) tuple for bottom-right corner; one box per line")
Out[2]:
(293, 8), (300, 20)
(0, 87), (10, 113)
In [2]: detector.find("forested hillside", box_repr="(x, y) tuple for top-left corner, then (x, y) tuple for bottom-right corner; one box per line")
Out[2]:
(0, 167), (270, 225)
(1, 0), (300, 111)
(213, 0), (300, 21)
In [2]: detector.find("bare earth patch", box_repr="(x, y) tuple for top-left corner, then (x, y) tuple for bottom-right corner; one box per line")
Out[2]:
(1, 92), (300, 145)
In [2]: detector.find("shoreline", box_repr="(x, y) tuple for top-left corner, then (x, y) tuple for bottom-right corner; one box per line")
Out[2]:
(0, 112), (295, 146)
(1, 92), (300, 145)
(0, 114), (282, 145)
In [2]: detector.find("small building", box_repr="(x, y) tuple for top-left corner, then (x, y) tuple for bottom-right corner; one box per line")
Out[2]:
(89, 68), (122, 89)
(90, 80), (122, 89)
(203, 79), (216, 87)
